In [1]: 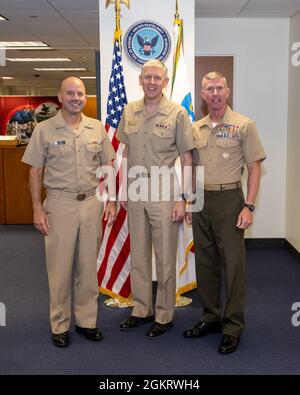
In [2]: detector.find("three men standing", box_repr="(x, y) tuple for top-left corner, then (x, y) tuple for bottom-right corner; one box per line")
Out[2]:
(23, 69), (265, 354)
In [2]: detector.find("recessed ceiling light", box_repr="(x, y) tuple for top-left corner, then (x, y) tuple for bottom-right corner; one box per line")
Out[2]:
(0, 77), (14, 80)
(33, 67), (87, 71)
(80, 76), (96, 79)
(0, 41), (49, 49)
(0, 15), (9, 21)
(7, 58), (71, 62)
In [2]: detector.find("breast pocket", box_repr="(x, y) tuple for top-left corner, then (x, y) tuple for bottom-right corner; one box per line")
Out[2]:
(124, 126), (139, 148)
(195, 138), (208, 150)
(152, 127), (175, 153)
(216, 138), (240, 159)
(86, 143), (103, 163)
(48, 144), (72, 161)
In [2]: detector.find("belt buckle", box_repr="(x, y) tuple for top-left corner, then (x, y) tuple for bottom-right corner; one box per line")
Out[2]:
(77, 193), (86, 201)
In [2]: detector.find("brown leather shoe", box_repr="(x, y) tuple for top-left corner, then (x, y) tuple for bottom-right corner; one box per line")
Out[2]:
(146, 321), (173, 338)
(119, 315), (154, 331)
(183, 320), (222, 338)
(52, 331), (69, 347)
(218, 335), (240, 354)
(75, 325), (102, 341)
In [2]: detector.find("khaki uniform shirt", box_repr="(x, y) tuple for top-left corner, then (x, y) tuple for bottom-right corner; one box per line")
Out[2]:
(193, 106), (266, 184)
(22, 110), (115, 192)
(117, 95), (193, 173)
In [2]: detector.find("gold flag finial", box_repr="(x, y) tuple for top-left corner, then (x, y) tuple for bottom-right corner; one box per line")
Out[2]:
(105, 0), (131, 10)
(105, 0), (131, 44)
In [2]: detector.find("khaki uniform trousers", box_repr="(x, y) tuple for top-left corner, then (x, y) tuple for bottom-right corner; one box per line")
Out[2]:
(43, 193), (103, 334)
(192, 188), (245, 338)
(128, 200), (179, 324)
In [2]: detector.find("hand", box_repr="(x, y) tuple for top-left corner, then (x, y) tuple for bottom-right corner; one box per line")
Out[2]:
(172, 201), (185, 222)
(104, 201), (117, 226)
(33, 207), (52, 235)
(236, 207), (253, 229)
(119, 201), (128, 211)
(185, 211), (192, 225)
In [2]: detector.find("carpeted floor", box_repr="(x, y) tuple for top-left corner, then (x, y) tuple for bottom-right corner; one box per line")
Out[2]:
(0, 225), (299, 375)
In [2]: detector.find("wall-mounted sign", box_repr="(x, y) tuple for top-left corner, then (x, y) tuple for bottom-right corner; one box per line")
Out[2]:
(124, 20), (171, 67)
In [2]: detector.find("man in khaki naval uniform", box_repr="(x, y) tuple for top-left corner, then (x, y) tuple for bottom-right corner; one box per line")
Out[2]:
(183, 71), (266, 354)
(117, 60), (193, 338)
(22, 77), (116, 347)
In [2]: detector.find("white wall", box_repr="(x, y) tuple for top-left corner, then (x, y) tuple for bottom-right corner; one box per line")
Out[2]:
(99, 0), (195, 118)
(196, 18), (289, 238)
(286, 11), (300, 251)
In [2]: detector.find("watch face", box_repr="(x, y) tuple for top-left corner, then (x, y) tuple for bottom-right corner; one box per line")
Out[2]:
(245, 204), (255, 212)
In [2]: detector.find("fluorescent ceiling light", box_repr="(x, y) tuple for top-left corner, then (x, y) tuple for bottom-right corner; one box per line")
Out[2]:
(0, 41), (49, 48)
(1, 77), (14, 80)
(80, 76), (96, 79)
(33, 67), (87, 71)
(0, 15), (8, 21)
(7, 58), (71, 62)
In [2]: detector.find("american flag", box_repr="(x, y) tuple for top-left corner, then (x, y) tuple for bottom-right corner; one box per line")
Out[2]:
(97, 38), (131, 301)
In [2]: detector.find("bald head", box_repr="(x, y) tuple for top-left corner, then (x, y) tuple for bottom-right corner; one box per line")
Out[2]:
(59, 76), (86, 94)
(58, 76), (87, 116)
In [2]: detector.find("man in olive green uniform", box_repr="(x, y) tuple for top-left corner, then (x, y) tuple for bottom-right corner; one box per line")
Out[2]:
(22, 77), (116, 347)
(117, 60), (193, 338)
(183, 71), (266, 354)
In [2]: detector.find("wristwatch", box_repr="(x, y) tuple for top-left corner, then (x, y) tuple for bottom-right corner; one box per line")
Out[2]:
(244, 203), (255, 212)
(181, 193), (190, 202)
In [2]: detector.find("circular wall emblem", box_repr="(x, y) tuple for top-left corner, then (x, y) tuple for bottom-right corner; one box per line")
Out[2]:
(124, 20), (171, 67)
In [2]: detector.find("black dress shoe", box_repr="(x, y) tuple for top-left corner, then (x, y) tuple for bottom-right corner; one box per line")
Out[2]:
(218, 335), (240, 354)
(52, 331), (69, 348)
(183, 320), (222, 338)
(75, 325), (102, 341)
(146, 321), (173, 338)
(119, 315), (154, 331)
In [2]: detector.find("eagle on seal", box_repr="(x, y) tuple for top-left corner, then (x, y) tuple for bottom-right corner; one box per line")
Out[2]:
(137, 35), (158, 56)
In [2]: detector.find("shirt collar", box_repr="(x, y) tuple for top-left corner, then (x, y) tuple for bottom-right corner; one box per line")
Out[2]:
(201, 105), (233, 129)
(51, 109), (93, 130)
(132, 94), (170, 116)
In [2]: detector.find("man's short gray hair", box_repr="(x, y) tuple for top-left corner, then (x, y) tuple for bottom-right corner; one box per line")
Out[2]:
(141, 59), (168, 77)
(202, 71), (228, 89)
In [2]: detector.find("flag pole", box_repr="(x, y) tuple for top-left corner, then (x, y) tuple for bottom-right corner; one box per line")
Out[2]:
(171, 0), (196, 307)
(105, 0), (131, 45)
(100, 0), (133, 308)
(171, 0), (183, 97)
